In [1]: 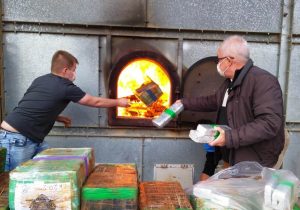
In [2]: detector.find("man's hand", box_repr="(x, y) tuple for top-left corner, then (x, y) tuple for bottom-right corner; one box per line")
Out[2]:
(209, 126), (226, 147)
(175, 99), (182, 104)
(199, 172), (210, 181)
(56, 115), (72, 128)
(117, 98), (130, 107)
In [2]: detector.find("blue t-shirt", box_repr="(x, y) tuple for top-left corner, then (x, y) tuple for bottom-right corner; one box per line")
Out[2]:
(5, 73), (86, 143)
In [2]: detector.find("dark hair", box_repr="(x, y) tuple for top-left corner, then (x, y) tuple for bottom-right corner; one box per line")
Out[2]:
(51, 50), (79, 73)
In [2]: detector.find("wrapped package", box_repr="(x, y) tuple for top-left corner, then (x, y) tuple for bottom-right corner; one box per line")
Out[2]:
(152, 101), (184, 128)
(139, 181), (192, 210)
(187, 162), (266, 210)
(189, 178), (265, 210)
(9, 159), (86, 210)
(0, 172), (9, 210)
(81, 164), (138, 210)
(33, 147), (95, 179)
(0, 147), (7, 173)
(189, 124), (231, 143)
(134, 80), (163, 106)
(262, 167), (300, 210)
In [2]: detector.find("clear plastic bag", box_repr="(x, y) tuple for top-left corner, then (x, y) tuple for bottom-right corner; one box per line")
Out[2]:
(210, 161), (263, 180)
(262, 167), (299, 210)
(187, 162), (265, 210)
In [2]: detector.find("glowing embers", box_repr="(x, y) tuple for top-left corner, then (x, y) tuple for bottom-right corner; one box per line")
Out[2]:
(117, 59), (171, 118)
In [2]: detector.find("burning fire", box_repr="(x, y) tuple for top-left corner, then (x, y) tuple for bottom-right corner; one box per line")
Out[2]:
(117, 59), (171, 118)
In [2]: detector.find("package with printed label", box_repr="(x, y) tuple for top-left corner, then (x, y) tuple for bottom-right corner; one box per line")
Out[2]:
(189, 124), (231, 143)
(34, 147), (95, 179)
(152, 101), (184, 128)
(9, 159), (86, 210)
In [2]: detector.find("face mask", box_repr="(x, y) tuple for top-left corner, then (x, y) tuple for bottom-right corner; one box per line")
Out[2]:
(217, 62), (229, 77)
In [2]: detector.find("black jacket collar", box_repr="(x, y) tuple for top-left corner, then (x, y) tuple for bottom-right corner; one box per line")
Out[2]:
(230, 59), (253, 90)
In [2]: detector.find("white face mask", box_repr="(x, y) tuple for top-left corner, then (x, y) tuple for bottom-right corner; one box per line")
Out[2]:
(217, 62), (229, 77)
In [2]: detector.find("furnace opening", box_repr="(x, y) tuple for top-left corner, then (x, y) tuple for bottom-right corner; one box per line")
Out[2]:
(117, 59), (171, 118)
(108, 50), (179, 127)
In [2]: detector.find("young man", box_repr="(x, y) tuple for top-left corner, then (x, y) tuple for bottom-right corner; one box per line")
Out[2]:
(0, 50), (129, 171)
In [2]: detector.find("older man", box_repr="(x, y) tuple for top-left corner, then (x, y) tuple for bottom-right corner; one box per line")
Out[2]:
(180, 36), (284, 176)
(0, 50), (129, 171)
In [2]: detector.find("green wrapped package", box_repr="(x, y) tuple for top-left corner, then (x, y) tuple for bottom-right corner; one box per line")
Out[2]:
(0, 148), (7, 173)
(9, 159), (86, 210)
(0, 172), (9, 210)
(81, 164), (138, 210)
(34, 147), (95, 179)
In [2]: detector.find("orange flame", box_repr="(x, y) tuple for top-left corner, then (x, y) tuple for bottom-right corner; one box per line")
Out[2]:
(117, 59), (171, 118)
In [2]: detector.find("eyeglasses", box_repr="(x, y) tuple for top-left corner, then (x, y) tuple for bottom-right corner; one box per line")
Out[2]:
(217, 56), (234, 63)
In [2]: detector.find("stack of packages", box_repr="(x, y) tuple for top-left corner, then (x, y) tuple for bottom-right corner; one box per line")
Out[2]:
(0, 172), (9, 210)
(139, 181), (192, 210)
(81, 163), (138, 210)
(9, 148), (95, 210)
(33, 148), (95, 179)
(0, 148), (8, 210)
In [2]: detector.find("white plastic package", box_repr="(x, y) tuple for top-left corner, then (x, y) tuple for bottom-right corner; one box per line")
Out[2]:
(262, 167), (299, 210)
(189, 124), (231, 143)
(187, 162), (265, 210)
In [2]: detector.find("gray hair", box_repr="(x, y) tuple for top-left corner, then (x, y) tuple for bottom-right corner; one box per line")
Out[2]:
(218, 35), (250, 63)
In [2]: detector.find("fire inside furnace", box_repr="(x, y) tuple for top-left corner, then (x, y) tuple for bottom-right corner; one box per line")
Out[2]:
(117, 59), (171, 118)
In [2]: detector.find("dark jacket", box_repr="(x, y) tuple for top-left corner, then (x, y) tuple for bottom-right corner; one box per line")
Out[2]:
(182, 59), (284, 167)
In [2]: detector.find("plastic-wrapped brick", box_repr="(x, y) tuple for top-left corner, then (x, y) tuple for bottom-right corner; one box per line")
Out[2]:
(81, 164), (138, 210)
(33, 147), (95, 179)
(139, 181), (192, 210)
(0, 172), (9, 210)
(9, 159), (85, 210)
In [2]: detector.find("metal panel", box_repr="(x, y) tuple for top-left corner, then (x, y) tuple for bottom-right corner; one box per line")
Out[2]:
(148, 0), (282, 33)
(3, 33), (100, 126)
(293, 0), (300, 34)
(45, 136), (143, 177)
(154, 164), (194, 189)
(183, 41), (279, 77)
(248, 43), (279, 77)
(143, 138), (205, 184)
(99, 37), (109, 127)
(183, 41), (221, 72)
(111, 37), (178, 68)
(283, 132), (300, 179)
(286, 45), (300, 122)
(3, 0), (146, 27)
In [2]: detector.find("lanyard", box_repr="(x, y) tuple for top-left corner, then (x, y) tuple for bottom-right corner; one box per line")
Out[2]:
(222, 89), (229, 107)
